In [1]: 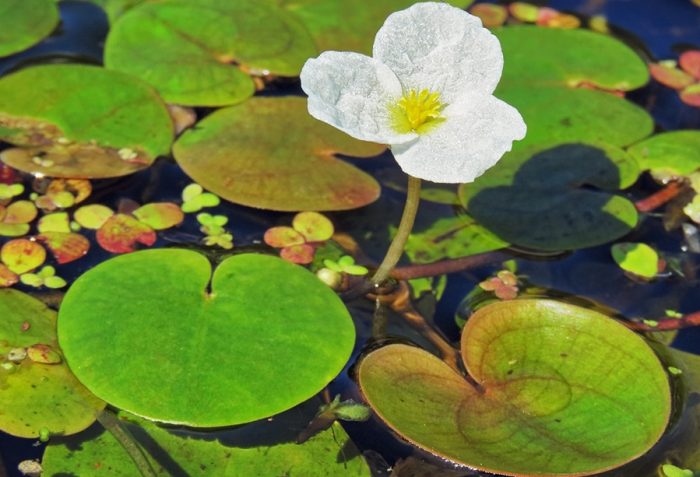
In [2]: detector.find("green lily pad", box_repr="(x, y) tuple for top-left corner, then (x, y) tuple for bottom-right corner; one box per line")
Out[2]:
(404, 215), (508, 264)
(611, 242), (659, 279)
(281, 0), (473, 55)
(628, 131), (700, 178)
(104, 0), (317, 106)
(81, 0), (148, 23)
(0, 0), (59, 57)
(459, 144), (640, 251)
(0, 64), (173, 179)
(42, 406), (370, 476)
(57, 249), (355, 426)
(495, 26), (653, 147)
(173, 97), (383, 211)
(0, 289), (105, 438)
(358, 299), (670, 476)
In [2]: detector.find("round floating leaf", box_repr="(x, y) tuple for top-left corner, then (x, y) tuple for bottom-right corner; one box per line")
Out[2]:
(0, 289), (105, 438)
(282, 0), (472, 55)
(359, 300), (670, 476)
(293, 212), (334, 242)
(265, 227), (306, 248)
(1, 239), (46, 274)
(43, 409), (370, 477)
(0, 0), (59, 57)
(0, 64), (173, 179)
(469, 4), (508, 28)
(173, 97), (383, 211)
(37, 232), (90, 265)
(681, 83), (700, 107)
(611, 242), (659, 279)
(58, 250), (355, 426)
(74, 204), (114, 230)
(96, 214), (156, 254)
(680, 50), (700, 80)
(649, 63), (695, 90)
(105, 0), (317, 106)
(0, 263), (18, 287)
(404, 215), (508, 264)
(459, 144), (639, 251)
(628, 131), (700, 177)
(132, 203), (184, 230)
(495, 26), (653, 148)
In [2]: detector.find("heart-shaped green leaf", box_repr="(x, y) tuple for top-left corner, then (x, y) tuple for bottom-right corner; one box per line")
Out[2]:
(57, 249), (355, 426)
(0, 64), (173, 179)
(281, 0), (473, 55)
(105, 0), (317, 106)
(495, 26), (653, 148)
(42, 405), (370, 476)
(628, 130), (700, 178)
(459, 143), (639, 251)
(0, 289), (105, 438)
(0, 0), (59, 57)
(173, 97), (383, 211)
(359, 299), (670, 476)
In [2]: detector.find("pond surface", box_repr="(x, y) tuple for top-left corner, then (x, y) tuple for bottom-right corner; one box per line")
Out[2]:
(1, 1), (700, 476)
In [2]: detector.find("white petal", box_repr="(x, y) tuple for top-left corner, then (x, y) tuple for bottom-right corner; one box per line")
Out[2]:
(373, 3), (503, 103)
(391, 93), (527, 183)
(300, 51), (417, 144)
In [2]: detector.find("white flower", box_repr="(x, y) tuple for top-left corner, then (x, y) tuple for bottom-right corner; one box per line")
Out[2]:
(300, 2), (526, 184)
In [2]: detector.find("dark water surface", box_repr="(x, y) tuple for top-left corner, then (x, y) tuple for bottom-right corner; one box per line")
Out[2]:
(1, 1), (700, 476)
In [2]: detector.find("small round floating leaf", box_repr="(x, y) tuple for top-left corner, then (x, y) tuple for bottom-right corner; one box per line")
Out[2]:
(359, 300), (670, 476)
(0, 64), (173, 179)
(679, 51), (700, 80)
(0, 0), (59, 57)
(495, 26), (652, 148)
(469, 4), (508, 28)
(37, 232), (90, 265)
(105, 0), (317, 106)
(96, 214), (156, 254)
(57, 250), (355, 426)
(264, 226), (305, 248)
(628, 130), (700, 177)
(280, 243), (316, 265)
(74, 204), (114, 230)
(0, 289), (105, 438)
(0, 264), (18, 287)
(173, 97), (383, 211)
(132, 203), (184, 230)
(509, 2), (539, 22)
(459, 144), (639, 251)
(649, 63), (695, 90)
(1, 239), (46, 274)
(611, 242), (659, 279)
(2, 200), (37, 225)
(681, 83), (700, 107)
(38, 213), (71, 234)
(293, 212), (334, 242)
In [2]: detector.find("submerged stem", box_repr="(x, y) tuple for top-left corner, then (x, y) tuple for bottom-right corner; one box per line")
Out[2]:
(97, 410), (157, 477)
(371, 175), (422, 286)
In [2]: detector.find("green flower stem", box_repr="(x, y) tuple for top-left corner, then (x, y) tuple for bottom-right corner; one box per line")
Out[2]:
(97, 410), (157, 477)
(371, 175), (421, 286)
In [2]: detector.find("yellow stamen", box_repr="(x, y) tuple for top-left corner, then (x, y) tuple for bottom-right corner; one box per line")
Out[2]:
(390, 89), (445, 134)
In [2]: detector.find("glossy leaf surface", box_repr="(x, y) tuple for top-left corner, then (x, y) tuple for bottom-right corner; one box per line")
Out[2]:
(0, 289), (105, 438)
(359, 300), (670, 476)
(174, 97), (383, 211)
(459, 144), (639, 251)
(58, 250), (355, 426)
(0, 65), (173, 178)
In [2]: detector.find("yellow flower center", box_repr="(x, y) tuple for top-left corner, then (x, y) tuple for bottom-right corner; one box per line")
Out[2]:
(390, 89), (445, 134)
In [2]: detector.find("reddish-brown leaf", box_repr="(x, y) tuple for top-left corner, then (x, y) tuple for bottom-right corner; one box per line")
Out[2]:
(96, 214), (156, 254)
(37, 232), (90, 264)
